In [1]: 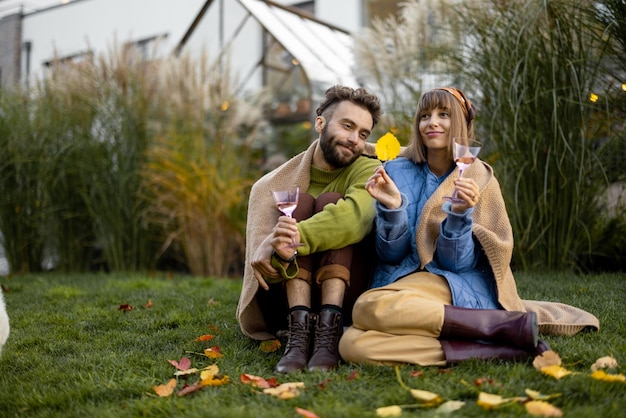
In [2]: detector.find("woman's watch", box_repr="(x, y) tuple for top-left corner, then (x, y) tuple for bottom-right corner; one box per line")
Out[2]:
(273, 249), (298, 263)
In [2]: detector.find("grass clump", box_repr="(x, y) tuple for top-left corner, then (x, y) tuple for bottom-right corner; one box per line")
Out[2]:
(0, 271), (624, 417)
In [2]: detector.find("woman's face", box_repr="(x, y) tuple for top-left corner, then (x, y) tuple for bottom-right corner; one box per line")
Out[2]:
(418, 107), (451, 152)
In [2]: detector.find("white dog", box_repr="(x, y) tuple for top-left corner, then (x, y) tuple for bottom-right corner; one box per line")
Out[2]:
(0, 289), (9, 356)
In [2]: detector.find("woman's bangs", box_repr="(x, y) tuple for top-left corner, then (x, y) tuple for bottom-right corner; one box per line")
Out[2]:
(419, 90), (452, 113)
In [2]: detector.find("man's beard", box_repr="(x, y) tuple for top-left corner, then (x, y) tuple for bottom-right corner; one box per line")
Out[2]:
(320, 125), (360, 169)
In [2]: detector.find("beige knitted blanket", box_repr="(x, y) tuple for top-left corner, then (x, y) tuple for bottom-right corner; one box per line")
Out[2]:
(417, 159), (599, 336)
(236, 141), (380, 340)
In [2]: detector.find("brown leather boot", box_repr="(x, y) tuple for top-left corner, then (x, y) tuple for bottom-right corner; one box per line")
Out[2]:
(440, 306), (538, 350)
(307, 310), (343, 371)
(275, 310), (313, 374)
(441, 339), (551, 364)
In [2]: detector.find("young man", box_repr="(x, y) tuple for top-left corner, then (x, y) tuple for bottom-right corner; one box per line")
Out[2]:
(236, 85), (382, 373)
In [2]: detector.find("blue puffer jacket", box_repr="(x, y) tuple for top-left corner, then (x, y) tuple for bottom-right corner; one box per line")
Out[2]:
(371, 157), (499, 309)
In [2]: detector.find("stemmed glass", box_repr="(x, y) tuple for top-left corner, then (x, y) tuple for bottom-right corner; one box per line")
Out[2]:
(443, 138), (482, 203)
(271, 186), (302, 247)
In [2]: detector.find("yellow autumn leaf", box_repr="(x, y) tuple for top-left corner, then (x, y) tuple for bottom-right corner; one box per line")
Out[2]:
(590, 370), (626, 383)
(200, 374), (230, 387)
(590, 355), (619, 372)
(375, 132), (401, 161)
(409, 388), (442, 406)
(525, 400), (563, 417)
(153, 378), (177, 397)
(375, 405), (403, 417)
(525, 389), (562, 401)
(204, 346), (224, 358)
(263, 382), (305, 399)
(476, 392), (515, 409)
(540, 365), (572, 380)
(259, 339), (281, 353)
(200, 364), (220, 380)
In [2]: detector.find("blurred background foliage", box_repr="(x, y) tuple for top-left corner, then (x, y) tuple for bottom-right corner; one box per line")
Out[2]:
(0, 0), (624, 276)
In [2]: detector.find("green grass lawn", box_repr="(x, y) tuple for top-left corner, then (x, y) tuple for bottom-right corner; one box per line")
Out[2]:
(0, 271), (624, 418)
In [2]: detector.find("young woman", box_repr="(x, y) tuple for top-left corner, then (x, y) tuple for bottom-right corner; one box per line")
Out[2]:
(339, 87), (599, 366)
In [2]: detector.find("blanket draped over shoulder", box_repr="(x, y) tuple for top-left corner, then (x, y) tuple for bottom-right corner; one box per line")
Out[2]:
(237, 145), (599, 340)
(417, 160), (599, 336)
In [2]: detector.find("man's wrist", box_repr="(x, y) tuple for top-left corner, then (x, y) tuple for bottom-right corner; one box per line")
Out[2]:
(273, 249), (298, 263)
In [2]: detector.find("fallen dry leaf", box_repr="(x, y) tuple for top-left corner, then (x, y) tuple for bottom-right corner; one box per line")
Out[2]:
(194, 334), (215, 342)
(204, 346), (224, 359)
(201, 364), (219, 379)
(143, 299), (153, 308)
(525, 389), (562, 401)
(168, 357), (192, 371)
(591, 355), (619, 372)
(525, 400), (563, 417)
(295, 407), (321, 418)
(346, 370), (359, 381)
(590, 370), (626, 383)
(263, 382), (304, 399)
(200, 374), (230, 387)
(118, 304), (133, 313)
(153, 378), (177, 397)
(540, 365), (572, 380)
(174, 368), (199, 377)
(240, 373), (278, 389)
(177, 382), (204, 396)
(476, 392), (516, 409)
(259, 339), (281, 353)
(435, 400), (466, 414)
(375, 405), (403, 417)
(409, 388), (442, 406)
(533, 350), (562, 369)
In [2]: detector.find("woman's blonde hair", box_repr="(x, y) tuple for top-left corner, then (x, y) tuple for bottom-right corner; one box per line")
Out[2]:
(402, 88), (476, 163)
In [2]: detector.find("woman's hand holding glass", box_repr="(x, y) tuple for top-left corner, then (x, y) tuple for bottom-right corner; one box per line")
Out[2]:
(449, 177), (480, 213)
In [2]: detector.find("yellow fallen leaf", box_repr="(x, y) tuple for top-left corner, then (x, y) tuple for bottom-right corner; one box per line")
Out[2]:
(200, 374), (230, 387)
(375, 405), (403, 417)
(525, 400), (563, 417)
(200, 364), (220, 380)
(263, 382), (305, 399)
(260, 339), (281, 353)
(476, 392), (515, 409)
(590, 370), (626, 383)
(409, 388), (442, 406)
(540, 365), (572, 380)
(435, 400), (466, 414)
(590, 355), (619, 372)
(525, 389), (562, 401)
(375, 132), (401, 161)
(153, 378), (177, 397)
(204, 346), (224, 358)
(533, 350), (562, 369)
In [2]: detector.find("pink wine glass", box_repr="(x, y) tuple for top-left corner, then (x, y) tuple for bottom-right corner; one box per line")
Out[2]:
(271, 186), (301, 247)
(443, 138), (482, 203)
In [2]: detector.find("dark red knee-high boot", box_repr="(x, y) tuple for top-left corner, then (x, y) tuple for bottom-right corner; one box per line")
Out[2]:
(440, 306), (539, 350)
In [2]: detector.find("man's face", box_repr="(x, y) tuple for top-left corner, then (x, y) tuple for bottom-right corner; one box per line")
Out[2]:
(317, 101), (374, 169)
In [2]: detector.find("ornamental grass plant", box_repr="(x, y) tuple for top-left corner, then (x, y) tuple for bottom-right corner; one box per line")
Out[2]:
(0, 45), (268, 277)
(0, 271), (624, 417)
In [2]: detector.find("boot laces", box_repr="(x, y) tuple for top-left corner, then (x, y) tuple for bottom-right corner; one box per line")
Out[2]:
(286, 319), (309, 349)
(314, 320), (338, 350)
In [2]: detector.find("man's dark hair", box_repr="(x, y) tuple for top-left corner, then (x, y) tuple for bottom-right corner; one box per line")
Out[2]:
(315, 85), (382, 127)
